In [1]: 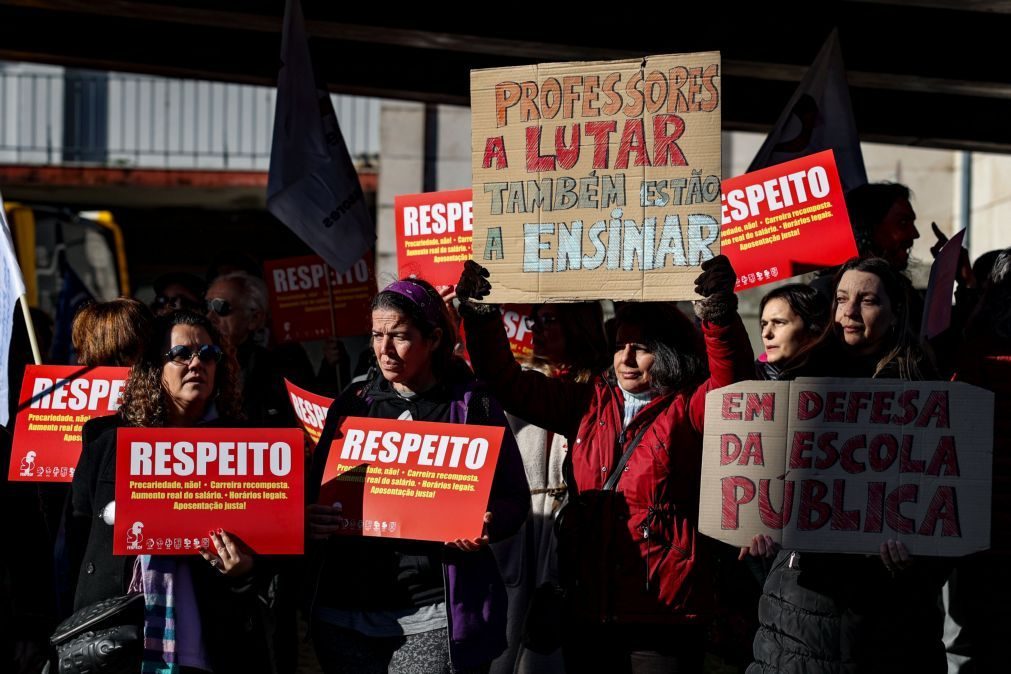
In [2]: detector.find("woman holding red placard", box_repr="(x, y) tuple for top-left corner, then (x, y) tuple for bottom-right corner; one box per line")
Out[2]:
(306, 277), (529, 674)
(456, 256), (754, 674)
(67, 310), (277, 674)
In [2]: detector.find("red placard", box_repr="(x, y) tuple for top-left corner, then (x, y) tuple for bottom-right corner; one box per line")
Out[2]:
(114, 427), (304, 555)
(501, 304), (536, 361)
(264, 252), (376, 342)
(395, 189), (473, 286)
(285, 378), (334, 448)
(721, 150), (857, 291)
(9, 365), (130, 483)
(318, 417), (504, 542)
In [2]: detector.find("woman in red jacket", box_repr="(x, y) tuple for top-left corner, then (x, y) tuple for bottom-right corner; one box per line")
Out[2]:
(456, 256), (754, 673)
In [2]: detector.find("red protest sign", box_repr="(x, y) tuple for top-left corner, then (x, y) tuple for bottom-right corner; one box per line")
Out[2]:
(721, 150), (857, 291)
(921, 229), (967, 340)
(457, 304), (536, 366)
(114, 427), (304, 555)
(264, 252), (376, 342)
(395, 189), (473, 286)
(500, 304), (535, 361)
(285, 378), (334, 448)
(9, 365), (129, 483)
(318, 416), (504, 542)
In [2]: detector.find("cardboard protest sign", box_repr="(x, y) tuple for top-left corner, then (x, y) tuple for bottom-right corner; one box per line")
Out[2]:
(471, 53), (722, 302)
(9, 365), (129, 483)
(114, 427), (304, 555)
(318, 417), (504, 542)
(264, 252), (376, 342)
(395, 189), (473, 286)
(285, 378), (334, 448)
(721, 150), (857, 291)
(700, 379), (993, 556)
(921, 229), (966, 340)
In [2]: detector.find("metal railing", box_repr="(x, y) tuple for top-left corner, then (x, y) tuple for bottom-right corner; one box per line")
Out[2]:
(0, 63), (380, 170)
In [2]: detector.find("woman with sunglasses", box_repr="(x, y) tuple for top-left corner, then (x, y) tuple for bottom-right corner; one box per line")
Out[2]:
(69, 310), (278, 673)
(307, 277), (529, 674)
(456, 257), (754, 674)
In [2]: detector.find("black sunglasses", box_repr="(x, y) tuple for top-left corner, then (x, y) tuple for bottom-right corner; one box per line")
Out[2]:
(155, 295), (202, 312)
(164, 344), (223, 365)
(206, 298), (234, 317)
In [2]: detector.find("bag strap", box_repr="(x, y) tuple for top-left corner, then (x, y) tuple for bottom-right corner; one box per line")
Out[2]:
(602, 424), (650, 491)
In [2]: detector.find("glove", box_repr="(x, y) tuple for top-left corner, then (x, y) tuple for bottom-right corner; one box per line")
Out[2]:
(693, 255), (738, 325)
(455, 261), (499, 317)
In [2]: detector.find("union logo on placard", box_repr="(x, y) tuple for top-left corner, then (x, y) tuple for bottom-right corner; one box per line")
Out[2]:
(18, 451), (37, 477)
(126, 521), (145, 551)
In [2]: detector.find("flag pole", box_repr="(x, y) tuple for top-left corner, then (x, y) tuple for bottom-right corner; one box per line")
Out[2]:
(18, 295), (42, 365)
(323, 262), (343, 392)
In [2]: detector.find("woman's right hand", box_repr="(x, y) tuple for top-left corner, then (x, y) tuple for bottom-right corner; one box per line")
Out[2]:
(455, 261), (497, 316)
(307, 503), (343, 541)
(738, 534), (780, 560)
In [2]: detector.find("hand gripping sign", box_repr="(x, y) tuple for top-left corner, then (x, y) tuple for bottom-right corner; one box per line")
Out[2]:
(285, 379), (334, 449)
(699, 379), (993, 556)
(318, 417), (505, 542)
(9, 365), (130, 483)
(114, 427), (304, 555)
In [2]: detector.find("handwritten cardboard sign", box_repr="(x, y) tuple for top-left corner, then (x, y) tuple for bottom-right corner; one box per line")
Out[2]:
(264, 252), (376, 341)
(285, 378), (334, 448)
(318, 416), (504, 542)
(395, 189), (473, 286)
(114, 427), (304, 555)
(700, 379), (993, 556)
(471, 52), (722, 302)
(720, 150), (857, 291)
(8, 365), (130, 483)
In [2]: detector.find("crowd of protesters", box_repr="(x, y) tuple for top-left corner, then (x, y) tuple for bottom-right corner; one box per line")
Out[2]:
(2, 181), (1009, 674)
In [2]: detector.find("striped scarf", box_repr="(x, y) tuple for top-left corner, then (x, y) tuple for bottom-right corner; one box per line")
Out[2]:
(130, 555), (180, 673)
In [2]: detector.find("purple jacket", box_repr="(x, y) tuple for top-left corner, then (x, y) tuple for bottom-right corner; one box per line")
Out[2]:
(308, 373), (530, 669)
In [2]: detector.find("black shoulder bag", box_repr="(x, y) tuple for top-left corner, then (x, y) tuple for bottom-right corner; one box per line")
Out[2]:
(522, 425), (650, 654)
(47, 593), (144, 674)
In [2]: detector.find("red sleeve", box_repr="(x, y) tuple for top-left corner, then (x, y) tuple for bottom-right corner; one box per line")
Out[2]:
(462, 310), (592, 439)
(689, 315), (756, 432)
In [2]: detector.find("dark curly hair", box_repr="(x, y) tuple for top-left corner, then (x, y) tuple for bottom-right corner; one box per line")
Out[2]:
(119, 310), (243, 427)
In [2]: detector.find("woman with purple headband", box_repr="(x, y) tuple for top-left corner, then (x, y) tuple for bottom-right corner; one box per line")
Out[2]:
(305, 277), (530, 674)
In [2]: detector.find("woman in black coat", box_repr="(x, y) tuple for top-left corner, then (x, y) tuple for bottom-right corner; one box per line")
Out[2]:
(69, 310), (277, 674)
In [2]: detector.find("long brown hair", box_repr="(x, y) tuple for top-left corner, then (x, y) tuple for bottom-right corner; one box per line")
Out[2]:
(119, 311), (243, 427)
(73, 298), (155, 367)
(826, 257), (930, 379)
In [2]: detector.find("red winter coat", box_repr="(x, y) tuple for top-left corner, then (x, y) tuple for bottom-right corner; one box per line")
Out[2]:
(464, 311), (754, 624)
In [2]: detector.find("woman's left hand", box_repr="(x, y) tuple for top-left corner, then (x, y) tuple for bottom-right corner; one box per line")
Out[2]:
(879, 539), (913, 574)
(445, 511), (492, 552)
(199, 529), (254, 577)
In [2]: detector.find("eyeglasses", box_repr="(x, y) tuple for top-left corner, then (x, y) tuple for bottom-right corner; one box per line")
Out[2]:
(206, 298), (234, 317)
(164, 344), (223, 365)
(154, 295), (202, 312)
